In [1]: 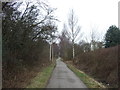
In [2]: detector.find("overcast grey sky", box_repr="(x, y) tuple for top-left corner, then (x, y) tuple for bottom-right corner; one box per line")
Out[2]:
(20, 0), (119, 42)
(47, 0), (119, 42)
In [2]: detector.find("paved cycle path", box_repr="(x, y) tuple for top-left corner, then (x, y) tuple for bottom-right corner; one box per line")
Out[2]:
(46, 58), (87, 88)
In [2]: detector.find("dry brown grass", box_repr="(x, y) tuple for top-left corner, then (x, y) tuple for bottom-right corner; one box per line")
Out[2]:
(74, 45), (119, 88)
(2, 59), (51, 88)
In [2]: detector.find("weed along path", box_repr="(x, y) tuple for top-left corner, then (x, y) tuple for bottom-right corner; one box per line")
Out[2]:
(46, 58), (87, 88)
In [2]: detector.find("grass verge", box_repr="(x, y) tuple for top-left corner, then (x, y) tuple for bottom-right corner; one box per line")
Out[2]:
(26, 63), (55, 88)
(67, 64), (106, 88)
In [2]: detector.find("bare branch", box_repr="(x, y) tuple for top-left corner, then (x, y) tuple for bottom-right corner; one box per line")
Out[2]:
(68, 9), (78, 30)
(75, 32), (83, 43)
(20, 2), (30, 20)
(74, 26), (81, 39)
(66, 9), (82, 59)
(30, 8), (57, 28)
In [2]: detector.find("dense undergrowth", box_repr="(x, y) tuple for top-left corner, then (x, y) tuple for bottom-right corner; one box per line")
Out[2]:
(73, 45), (119, 88)
(67, 63), (106, 88)
(2, 2), (57, 88)
(2, 58), (51, 88)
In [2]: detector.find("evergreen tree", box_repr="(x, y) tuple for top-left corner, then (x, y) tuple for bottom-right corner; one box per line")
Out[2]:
(105, 25), (120, 48)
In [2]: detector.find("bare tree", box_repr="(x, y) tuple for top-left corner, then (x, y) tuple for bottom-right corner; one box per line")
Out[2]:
(65, 9), (81, 59)
(90, 26), (104, 51)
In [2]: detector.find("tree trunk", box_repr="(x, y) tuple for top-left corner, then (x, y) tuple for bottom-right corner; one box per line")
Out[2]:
(73, 43), (75, 59)
(50, 44), (52, 61)
(72, 40), (75, 59)
(52, 43), (54, 62)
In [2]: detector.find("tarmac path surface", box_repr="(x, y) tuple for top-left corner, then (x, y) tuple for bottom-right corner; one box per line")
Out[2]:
(46, 58), (88, 88)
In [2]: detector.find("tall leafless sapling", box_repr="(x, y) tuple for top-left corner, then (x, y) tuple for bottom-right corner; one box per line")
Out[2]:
(65, 9), (81, 59)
